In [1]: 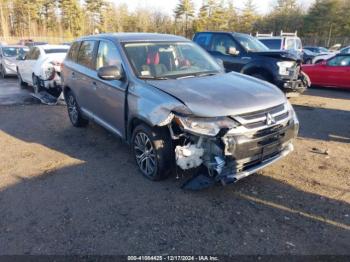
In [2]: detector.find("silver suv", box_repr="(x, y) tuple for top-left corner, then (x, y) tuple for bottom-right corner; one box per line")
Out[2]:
(62, 33), (299, 188)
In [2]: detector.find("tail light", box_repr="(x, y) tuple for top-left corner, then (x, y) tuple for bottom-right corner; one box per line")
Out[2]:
(44, 67), (56, 81)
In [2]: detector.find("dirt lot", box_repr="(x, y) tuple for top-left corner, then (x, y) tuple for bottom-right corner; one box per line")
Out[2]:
(0, 77), (349, 255)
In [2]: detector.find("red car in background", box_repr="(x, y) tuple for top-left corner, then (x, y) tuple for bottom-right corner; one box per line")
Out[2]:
(302, 54), (350, 90)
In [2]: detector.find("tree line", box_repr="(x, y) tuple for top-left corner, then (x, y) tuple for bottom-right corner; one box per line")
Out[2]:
(0, 0), (349, 46)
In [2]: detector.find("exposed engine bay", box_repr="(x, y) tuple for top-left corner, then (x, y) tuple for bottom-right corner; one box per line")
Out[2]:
(166, 102), (299, 190)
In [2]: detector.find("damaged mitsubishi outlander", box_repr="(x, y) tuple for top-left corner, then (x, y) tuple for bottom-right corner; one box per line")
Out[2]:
(62, 33), (299, 189)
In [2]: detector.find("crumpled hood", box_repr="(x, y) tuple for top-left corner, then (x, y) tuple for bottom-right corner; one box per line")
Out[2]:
(147, 72), (287, 117)
(255, 50), (301, 61)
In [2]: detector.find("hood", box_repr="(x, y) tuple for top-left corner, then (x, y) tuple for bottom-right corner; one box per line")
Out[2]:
(254, 50), (301, 61)
(147, 72), (287, 117)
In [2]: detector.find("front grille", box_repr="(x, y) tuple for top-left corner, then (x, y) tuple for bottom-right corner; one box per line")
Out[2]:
(234, 103), (289, 130)
(289, 65), (300, 80)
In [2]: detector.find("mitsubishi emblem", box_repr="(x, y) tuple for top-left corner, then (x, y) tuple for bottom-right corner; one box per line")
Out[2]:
(266, 113), (276, 126)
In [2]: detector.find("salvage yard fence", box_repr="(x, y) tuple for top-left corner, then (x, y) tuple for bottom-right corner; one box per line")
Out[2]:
(0, 36), (74, 45)
(300, 36), (350, 49)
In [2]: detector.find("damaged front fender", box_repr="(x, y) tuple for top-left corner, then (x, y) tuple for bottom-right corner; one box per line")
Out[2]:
(127, 82), (191, 139)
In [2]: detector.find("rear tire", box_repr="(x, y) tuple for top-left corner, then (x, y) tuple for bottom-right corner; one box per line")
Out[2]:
(65, 90), (89, 127)
(131, 124), (173, 181)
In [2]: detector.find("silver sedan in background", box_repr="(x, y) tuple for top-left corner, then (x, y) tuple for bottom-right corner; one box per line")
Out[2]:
(0, 45), (28, 78)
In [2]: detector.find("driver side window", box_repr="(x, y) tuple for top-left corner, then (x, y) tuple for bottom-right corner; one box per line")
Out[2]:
(327, 56), (350, 67)
(211, 34), (238, 55)
(96, 41), (122, 70)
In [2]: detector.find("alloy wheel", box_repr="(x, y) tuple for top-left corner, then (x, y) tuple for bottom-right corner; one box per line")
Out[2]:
(67, 94), (79, 124)
(134, 132), (157, 177)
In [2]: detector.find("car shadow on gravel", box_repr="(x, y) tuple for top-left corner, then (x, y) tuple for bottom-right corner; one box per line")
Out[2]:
(0, 107), (349, 254)
(294, 105), (350, 143)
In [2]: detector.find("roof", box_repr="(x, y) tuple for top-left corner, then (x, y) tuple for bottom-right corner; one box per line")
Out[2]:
(37, 44), (70, 50)
(78, 33), (189, 43)
(0, 45), (26, 48)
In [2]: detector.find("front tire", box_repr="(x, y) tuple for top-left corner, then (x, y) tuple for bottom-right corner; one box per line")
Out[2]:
(32, 75), (41, 94)
(17, 69), (26, 88)
(132, 124), (173, 181)
(66, 90), (89, 127)
(251, 73), (269, 82)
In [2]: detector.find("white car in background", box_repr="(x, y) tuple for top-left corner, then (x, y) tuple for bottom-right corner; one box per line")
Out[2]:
(17, 44), (69, 93)
(312, 45), (350, 64)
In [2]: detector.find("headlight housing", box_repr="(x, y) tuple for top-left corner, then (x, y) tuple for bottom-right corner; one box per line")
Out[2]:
(277, 61), (295, 76)
(175, 115), (239, 136)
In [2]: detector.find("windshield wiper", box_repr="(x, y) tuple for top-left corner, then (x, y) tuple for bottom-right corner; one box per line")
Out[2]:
(176, 72), (219, 80)
(196, 72), (218, 77)
(176, 75), (196, 80)
(139, 76), (169, 80)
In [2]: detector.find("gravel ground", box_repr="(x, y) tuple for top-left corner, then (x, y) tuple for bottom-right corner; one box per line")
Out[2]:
(0, 78), (349, 255)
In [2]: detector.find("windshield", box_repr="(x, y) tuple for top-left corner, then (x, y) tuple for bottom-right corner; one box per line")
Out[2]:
(2, 47), (25, 57)
(236, 35), (269, 52)
(123, 42), (221, 79)
(319, 47), (329, 53)
(259, 39), (282, 50)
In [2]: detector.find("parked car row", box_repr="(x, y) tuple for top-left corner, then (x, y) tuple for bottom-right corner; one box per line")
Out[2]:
(0, 43), (69, 95)
(0, 32), (348, 189)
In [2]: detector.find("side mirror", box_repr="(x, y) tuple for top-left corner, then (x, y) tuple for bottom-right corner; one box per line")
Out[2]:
(228, 47), (239, 56)
(97, 65), (123, 81)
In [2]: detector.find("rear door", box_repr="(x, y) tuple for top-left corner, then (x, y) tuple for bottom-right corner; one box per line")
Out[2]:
(92, 40), (128, 137)
(21, 47), (40, 82)
(73, 40), (98, 113)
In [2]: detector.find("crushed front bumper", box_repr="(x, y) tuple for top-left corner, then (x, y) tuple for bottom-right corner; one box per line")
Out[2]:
(276, 68), (310, 94)
(219, 143), (293, 185)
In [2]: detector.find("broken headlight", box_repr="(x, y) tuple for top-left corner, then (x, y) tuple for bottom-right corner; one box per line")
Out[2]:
(277, 61), (295, 76)
(175, 116), (239, 137)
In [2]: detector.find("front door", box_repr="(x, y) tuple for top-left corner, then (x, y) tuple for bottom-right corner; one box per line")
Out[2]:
(208, 33), (246, 72)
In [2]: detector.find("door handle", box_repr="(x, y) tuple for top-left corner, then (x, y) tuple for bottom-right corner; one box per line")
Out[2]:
(71, 72), (76, 79)
(92, 81), (98, 89)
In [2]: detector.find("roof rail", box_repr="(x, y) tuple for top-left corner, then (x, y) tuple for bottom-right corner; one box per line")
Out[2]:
(256, 32), (273, 37)
(280, 30), (298, 37)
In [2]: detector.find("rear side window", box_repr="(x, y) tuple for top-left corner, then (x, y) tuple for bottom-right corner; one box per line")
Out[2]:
(327, 56), (350, 66)
(76, 41), (96, 69)
(194, 33), (212, 49)
(96, 41), (121, 70)
(285, 39), (295, 50)
(67, 42), (81, 61)
(259, 39), (282, 50)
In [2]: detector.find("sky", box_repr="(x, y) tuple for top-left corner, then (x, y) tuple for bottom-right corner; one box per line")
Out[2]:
(110, 0), (315, 15)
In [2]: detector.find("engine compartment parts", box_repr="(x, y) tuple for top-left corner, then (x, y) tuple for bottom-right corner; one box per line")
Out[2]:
(175, 138), (204, 170)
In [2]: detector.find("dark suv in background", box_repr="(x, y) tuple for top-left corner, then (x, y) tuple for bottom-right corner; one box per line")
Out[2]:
(193, 32), (310, 94)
